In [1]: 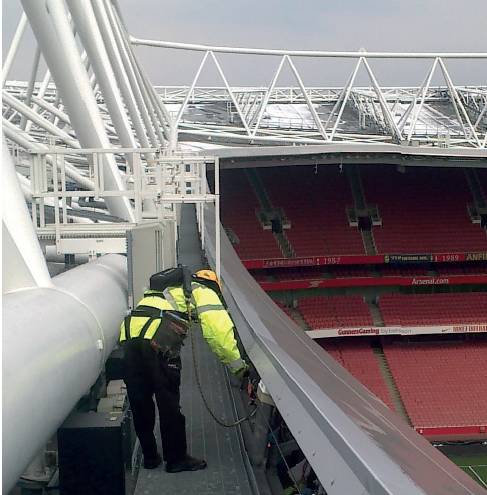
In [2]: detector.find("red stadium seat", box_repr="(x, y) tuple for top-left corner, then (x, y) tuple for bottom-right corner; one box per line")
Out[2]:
(383, 340), (487, 429)
(297, 295), (373, 329)
(319, 339), (396, 410)
(379, 292), (487, 326)
(362, 166), (487, 254)
(220, 170), (283, 259)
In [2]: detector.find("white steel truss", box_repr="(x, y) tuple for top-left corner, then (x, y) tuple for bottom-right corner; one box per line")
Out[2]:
(129, 38), (487, 150)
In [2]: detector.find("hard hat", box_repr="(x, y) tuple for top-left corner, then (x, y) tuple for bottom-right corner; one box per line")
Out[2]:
(194, 269), (221, 290)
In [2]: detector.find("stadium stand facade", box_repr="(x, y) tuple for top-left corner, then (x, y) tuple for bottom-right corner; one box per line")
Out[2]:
(221, 163), (487, 442)
(220, 164), (487, 261)
(258, 166), (365, 256)
(220, 169), (282, 259)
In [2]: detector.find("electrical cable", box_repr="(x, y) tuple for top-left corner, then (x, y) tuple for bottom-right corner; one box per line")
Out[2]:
(189, 320), (258, 428)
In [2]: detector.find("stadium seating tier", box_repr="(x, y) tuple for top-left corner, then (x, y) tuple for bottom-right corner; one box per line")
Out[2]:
(384, 341), (487, 429)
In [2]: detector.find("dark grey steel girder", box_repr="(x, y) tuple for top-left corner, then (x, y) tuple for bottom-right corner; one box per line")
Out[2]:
(201, 203), (486, 495)
(211, 143), (487, 163)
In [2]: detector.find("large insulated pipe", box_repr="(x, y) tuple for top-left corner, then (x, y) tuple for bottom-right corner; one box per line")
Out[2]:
(2, 254), (128, 492)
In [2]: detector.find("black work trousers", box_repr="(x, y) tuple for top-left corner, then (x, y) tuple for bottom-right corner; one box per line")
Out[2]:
(122, 338), (187, 464)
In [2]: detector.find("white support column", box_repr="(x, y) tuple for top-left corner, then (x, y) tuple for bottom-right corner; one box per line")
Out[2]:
(3, 91), (80, 148)
(20, 46), (42, 130)
(66, 0), (137, 151)
(362, 57), (403, 142)
(91, 0), (150, 149)
(25, 69), (51, 133)
(2, 13), (28, 87)
(252, 55), (287, 137)
(3, 118), (95, 191)
(285, 56), (329, 141)
(3, 254), (128, 493)
(30, 95), (72, 126)
(21, 0), (134, 222)
(108, 3), (168, 144)
(2, 139), (52, 292)
(174, 51), (210, 127)
(329, 58), (363, 141)
(406, 58), (438, 141)
(209, 51), (252, 137)
(132, 54), (172, 138)
(102, 0), (160, 147)
(438, 58), (481, 147)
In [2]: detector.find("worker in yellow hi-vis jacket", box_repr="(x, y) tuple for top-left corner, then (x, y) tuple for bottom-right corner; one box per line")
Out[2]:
(120, 268), (248, 473)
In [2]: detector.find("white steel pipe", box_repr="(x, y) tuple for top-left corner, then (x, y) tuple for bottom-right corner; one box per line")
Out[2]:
(29, 95), (72, 126)
(109, 3), (167, 144)
(2, 118), (95, 191)
(21, 0), (134, 222)
(66, 0), (137, 150)
(102, 0), (159, 148)
(25, 69), (52, 133)
(2, 254), (128, 493)
(3, 91), (80, 148)
(2, 13), (28, 87)
(130, 38), (487, 59)
(20, 46), (41, 130)
(91, 0), (152, 150)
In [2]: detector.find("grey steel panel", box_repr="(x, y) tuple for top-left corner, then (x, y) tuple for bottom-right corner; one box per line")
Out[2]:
(202, 202), (487, 495)
(127, 222), (164, 308)
(210, 143), (487, 161)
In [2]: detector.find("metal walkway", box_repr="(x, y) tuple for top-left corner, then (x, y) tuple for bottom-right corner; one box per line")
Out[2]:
(134, 205), (255, 495)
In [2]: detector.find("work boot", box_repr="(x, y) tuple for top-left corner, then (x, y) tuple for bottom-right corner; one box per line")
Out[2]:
(143, 453), (162, 469)
(166, 455), (207, 473)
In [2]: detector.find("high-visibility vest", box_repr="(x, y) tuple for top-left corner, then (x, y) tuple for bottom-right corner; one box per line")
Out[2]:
(119, 283), (245, 372)
(119, 291), (174, 343)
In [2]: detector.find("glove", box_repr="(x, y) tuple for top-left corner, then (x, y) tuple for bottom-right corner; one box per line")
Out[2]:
(234, 362), (250, 381)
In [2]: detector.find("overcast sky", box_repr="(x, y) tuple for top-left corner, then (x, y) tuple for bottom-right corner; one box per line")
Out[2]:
(3, 0), (487, 87)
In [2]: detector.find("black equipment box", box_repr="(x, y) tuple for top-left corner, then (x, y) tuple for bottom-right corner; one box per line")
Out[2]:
(105, 346), (124, 381)
(58, 409), (134, 495)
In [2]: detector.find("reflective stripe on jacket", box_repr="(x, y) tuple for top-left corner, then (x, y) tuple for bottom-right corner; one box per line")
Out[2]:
(119, 283), (244, 372)
(119, 291), (173, 342)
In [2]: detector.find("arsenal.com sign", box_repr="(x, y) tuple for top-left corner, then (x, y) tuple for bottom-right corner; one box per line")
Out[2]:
(306, 323), (487, 339)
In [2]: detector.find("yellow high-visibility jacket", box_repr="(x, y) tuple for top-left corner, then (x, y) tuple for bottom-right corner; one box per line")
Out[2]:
(120, 281), (245, 373)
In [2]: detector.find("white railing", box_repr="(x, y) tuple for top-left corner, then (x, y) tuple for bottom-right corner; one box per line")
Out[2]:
(25, 147), (220, 273)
